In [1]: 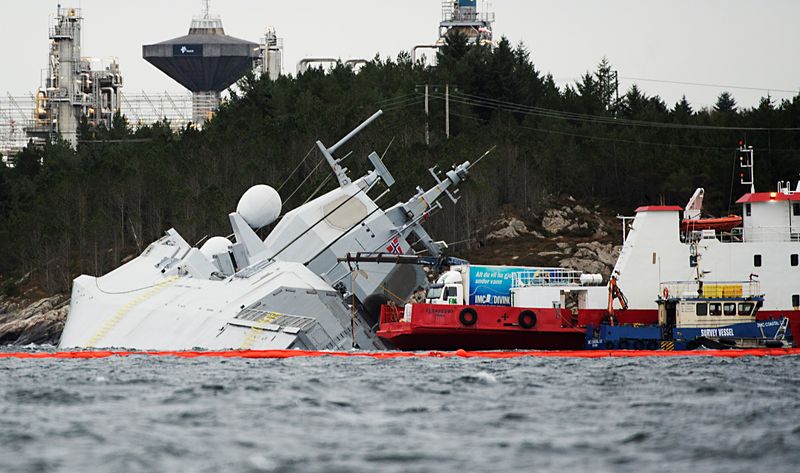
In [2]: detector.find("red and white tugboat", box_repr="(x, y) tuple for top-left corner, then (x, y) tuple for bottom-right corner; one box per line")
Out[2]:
(377, 266), (616, 350)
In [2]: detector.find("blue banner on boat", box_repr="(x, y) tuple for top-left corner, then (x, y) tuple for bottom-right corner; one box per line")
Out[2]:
(468, 265), (533, 306)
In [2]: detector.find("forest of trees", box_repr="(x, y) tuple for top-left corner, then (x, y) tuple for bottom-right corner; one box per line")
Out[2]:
(2, 32), (799, 294)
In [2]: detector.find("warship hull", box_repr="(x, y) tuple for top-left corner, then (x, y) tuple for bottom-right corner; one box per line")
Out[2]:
(60, 231), (387, 351)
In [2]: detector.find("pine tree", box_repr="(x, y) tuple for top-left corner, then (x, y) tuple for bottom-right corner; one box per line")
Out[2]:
(714, 91), (737, 112)
(595, 57), (618, 114)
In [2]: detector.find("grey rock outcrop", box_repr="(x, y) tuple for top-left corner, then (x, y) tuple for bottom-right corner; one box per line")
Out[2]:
(542, 209), (571, 234)
(559, 242), (621, 279)
(487, 217), (543, 240)
(0, 295), (69, 345)
(542, 203), (611, 239)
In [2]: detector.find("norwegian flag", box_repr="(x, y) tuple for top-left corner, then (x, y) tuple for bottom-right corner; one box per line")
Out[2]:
(386, 236), (404, 255)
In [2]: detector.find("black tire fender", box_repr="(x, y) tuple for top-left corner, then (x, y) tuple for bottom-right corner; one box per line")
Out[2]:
(618, 339), (632, 350)
(518, 310), (537, 329)
(459, 308), (478, 326)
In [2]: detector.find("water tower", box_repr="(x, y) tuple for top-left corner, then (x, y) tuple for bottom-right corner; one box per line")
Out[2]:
(142, 1), (259, 126)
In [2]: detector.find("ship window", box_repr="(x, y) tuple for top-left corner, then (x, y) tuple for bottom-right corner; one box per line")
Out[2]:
(723, 303), (736, 316)
(794, 203), (800, 216)
(709, 303), (722, 316)
(695, 303), (708, 316)
(426, 285), (443, 300)
(792, 254), (799, 267)
(737, 303), (754, 316)
(754, 254), (762, 267)
(745, 203), (751, 216)
(444, 287), (458, 299)
(794, 295), (800, 307)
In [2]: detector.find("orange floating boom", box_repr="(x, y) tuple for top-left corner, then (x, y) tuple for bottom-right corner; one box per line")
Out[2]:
(0, 348), (798, 360)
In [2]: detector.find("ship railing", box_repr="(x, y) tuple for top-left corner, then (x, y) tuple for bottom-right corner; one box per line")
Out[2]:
(716, 226), (800, 243)
(379, 303), (404, 324)
(742, 226), (800, 242)
(659, 281), (762, 299)
(512, 269), (583, 288)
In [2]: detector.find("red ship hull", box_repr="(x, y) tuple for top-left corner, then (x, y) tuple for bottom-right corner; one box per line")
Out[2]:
(377, 304), (800, 351)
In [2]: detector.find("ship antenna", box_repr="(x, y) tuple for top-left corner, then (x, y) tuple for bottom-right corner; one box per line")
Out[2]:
(738, 141), (755, 194)
(469, 145), (496, 169)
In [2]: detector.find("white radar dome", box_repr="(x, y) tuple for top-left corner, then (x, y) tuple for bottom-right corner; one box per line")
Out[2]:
(236, 185), (282, 229)
(199, 236), (232, 259)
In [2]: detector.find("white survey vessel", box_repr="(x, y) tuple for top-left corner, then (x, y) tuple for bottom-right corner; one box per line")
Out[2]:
(59, 111), (477, 350)
(612, 146), (800, 323)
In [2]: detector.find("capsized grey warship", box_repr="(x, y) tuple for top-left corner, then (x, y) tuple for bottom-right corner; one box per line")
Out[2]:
(59, 111), (476, 350)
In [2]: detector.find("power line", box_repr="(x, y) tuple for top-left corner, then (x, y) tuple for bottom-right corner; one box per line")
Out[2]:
(447, 111), (735, 151)
(378, 92), (420, 106)
(619, 77), (799, 95)
(379, 90), (800, 151)
(553, 76), (799, 95)
(381, 96), (425, 112)
(430, 91), (800, 132)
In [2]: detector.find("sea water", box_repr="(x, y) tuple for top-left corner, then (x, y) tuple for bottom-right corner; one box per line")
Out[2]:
(1, 351), (799, 472)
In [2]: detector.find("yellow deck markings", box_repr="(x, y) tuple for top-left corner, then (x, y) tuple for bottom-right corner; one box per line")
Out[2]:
(239, 311), (283, 349)
(85, 276), (180, 347)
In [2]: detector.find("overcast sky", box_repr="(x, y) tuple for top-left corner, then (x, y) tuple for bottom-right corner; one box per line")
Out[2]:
(3, 0), (799, 108)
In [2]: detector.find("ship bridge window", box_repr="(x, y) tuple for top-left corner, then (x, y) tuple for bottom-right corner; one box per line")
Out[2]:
(426, 285), (443, 300)
(695, 303), (708, 316)
(754, 254), (762, 267)
(723, 303), (736, 316)
(745, 203), (751, 216)
(709, 303), (722, 316)
(793, 295), (800, 308)
(737, 302), (754, 316)
(793, 203), (800, 216)
(444, 286), (458, 299)
(792, 254), (798, 267)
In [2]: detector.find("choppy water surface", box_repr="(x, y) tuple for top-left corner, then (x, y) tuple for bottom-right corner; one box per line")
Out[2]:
(1, 351), (799, 473)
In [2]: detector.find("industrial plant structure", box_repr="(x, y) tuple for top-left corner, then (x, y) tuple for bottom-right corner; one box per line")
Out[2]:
(439, 0), (495, 46)
(1, 1), (491, 159)
(256, 27), (283, 82)
(1, 3), (284, 159)
(142, 3), (260, 126)
(413, 1), (496, 63)
(26, 6), (124, 148)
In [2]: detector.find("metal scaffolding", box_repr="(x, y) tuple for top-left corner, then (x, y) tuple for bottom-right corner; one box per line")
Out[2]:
(0, 94), (36, 158)
(120, 91), (193, 130)
(1, 91), (193, 158)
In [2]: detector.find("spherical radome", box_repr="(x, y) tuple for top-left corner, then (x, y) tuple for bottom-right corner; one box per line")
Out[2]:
(199, 236), (232, 259)
(236, 185), (282, 229)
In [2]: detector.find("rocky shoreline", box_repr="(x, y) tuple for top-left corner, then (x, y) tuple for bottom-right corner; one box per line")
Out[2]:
(0, 295), (69, 346)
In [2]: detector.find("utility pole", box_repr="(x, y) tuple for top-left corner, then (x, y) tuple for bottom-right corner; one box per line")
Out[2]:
(424, 84), (430, 145)
(445, 83), (450, 139)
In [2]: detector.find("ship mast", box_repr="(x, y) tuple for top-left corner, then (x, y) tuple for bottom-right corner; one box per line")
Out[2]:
(738, 142), (755, 194)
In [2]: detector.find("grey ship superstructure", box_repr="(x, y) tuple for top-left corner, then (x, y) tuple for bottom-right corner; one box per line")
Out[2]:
(59, 111), (475, 350)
